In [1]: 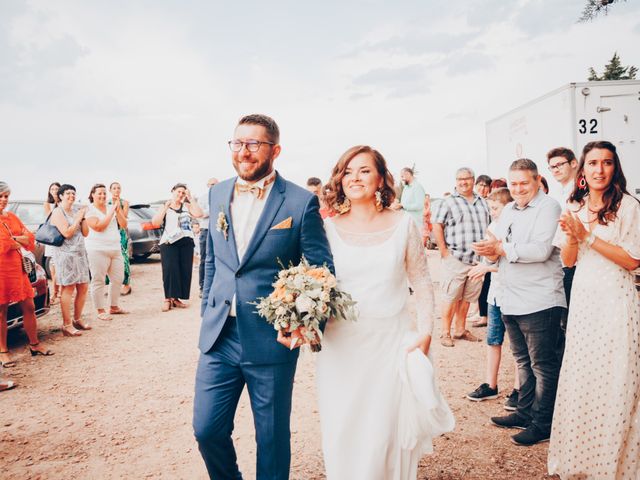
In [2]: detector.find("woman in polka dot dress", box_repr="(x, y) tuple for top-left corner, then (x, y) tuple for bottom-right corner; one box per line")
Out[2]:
(549, 141), (640, 479)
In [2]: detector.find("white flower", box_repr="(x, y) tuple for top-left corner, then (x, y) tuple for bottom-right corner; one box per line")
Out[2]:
(295, 294), (315, 313)
(320, 291), (330, 302)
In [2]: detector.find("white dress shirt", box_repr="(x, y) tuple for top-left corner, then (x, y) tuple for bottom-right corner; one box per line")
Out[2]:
(229, 171), (276, 316)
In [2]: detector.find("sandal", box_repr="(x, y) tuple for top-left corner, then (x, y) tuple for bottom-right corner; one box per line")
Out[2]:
(73, 319), (92, 330)
(162, 300), (172, 312)
(453, 329), (482, 342)
(440, 334), (454, 348)
(62, 325), (82, 337)
(0, 351), (17, 368)
(97, 312), (112, 321)
(0, 379), (16, 392)
(171, 299), (188, 309)
(109, 307), (129, 315)
(121, 285), (132, 296)
(28, 343), (54, 356)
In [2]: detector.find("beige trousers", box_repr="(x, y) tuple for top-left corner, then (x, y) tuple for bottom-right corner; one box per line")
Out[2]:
(87, 249), (125, 310)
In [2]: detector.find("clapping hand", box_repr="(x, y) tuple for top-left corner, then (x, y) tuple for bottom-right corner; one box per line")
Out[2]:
(472, 237), (503, 258)
(558, 211), (587, 243)
(74, 206), (88, 222)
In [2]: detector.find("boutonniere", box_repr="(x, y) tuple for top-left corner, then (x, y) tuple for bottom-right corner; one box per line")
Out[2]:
(216, 207), (228, 241)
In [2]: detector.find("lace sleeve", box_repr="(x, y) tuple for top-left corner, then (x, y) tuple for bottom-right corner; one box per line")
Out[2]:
(405, 218), (435, 335)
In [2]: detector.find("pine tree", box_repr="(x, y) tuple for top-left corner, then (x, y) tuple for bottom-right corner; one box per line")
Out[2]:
(579, 0), (626, 22)
(588, 52), (638, 81)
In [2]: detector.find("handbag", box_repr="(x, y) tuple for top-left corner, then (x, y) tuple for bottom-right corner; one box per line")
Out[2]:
(2, 222), (37, 282)
(35, 212), (65, 247)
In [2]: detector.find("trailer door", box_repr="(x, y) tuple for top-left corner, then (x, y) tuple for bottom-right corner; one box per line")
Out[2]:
(599, 93), (640, 197)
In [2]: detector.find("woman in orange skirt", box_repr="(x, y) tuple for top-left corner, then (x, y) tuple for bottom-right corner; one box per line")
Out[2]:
(0, 182), (53, 368)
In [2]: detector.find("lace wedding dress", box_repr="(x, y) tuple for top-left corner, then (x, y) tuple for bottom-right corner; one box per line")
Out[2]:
(316, 213), (455, 480)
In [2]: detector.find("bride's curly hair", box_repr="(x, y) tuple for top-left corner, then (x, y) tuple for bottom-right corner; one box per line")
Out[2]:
(325, 145), (396, 214)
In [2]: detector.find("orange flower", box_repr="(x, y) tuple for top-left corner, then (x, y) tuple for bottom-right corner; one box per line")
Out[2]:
(307, 268), (326, 280)
(271, 286), (286, 301)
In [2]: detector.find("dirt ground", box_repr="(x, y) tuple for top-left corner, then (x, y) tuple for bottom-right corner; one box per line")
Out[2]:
(1, 252), (557, 479)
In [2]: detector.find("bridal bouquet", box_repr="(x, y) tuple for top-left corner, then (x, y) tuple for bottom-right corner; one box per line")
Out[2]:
(253, 256), (357, 352)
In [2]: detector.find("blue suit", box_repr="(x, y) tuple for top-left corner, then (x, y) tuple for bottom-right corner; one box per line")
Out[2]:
(193, 172), (333, 479)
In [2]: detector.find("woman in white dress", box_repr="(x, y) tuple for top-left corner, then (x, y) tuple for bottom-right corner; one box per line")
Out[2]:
(548, 141), (640, 479)
(316, 146), (454, 480)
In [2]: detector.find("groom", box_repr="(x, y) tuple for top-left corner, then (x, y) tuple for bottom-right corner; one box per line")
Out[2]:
(194, 114), (334, 479)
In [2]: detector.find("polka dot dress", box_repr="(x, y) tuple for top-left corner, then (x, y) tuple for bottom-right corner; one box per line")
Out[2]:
(548, 195), (640, 479)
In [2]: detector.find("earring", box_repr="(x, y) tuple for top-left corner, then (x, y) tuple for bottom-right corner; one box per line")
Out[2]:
(336, 197), (351, 214)
(374, 190), (384, 212)
(578, 175), (588, 190)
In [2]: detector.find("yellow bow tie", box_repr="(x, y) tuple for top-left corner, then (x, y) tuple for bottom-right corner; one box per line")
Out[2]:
(234, 176), (275, 200)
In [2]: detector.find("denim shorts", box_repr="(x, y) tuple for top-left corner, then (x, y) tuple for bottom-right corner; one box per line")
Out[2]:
(486, 303), (505, 346)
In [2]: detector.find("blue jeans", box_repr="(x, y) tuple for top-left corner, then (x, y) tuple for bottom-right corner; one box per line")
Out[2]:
(486, 303), (505, 346)
(193, 317), (297, 480)
(502, 307), (564, 434)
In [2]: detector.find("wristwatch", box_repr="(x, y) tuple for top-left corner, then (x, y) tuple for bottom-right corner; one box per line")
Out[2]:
(586, 232), (596, 247)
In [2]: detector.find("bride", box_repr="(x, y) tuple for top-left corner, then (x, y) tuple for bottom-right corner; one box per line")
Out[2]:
(316, 146), (454, 480)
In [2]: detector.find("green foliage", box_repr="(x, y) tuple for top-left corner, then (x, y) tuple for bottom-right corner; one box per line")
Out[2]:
(588, 52), (638, 81)
(579, 0), (626, 22)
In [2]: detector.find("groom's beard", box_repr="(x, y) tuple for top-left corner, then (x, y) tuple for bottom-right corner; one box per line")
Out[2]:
(234, 155), (274, 183)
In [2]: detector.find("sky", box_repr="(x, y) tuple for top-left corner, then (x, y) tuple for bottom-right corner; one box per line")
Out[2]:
(1, 0), (639, 203)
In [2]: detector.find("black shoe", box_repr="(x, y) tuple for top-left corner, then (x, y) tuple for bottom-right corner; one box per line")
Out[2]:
(511, 425), (550, 446)
(504, 389), (519, 411)
(466, 383), (498, 402)
(490, 413), (528, 430)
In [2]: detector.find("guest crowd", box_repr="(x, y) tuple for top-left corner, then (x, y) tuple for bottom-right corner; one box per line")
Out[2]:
(1, 139), (638, 479)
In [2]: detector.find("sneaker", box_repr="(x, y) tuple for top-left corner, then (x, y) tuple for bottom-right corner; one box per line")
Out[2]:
(504, 389), (519, 411)
(490, 413), (529, 430)
(466, 383), (498, 402)
(511, 425), (550, 446)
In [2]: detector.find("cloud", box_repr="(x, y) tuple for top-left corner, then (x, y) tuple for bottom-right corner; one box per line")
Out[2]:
(354, 31), (477, 57)
(352, 64), (430, 98)
(446, 51), (494, 75)
(0, 2), (88, 105)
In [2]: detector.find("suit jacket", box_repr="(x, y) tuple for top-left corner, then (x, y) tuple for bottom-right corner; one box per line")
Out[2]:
(199, 172), (334, 364)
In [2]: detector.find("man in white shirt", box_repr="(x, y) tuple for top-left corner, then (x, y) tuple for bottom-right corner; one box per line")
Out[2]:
(197, 177), (218, 297)
(546, 147), (578, 362)
(194, 114), (333, 480)
(546, 147), (578, 205)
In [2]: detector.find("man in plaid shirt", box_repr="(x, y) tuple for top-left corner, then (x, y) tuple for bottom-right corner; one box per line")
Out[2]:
(432, 167), (490, 347)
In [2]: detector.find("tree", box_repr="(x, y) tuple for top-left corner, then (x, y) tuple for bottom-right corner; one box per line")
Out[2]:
(579, 0), (626, 22)
(588, 52), (638, 80)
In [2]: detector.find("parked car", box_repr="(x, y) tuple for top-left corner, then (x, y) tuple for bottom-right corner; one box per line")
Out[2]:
(7, 200), (48, 274)
(7, 262), (50, 331)
(128, 204), (161, 260)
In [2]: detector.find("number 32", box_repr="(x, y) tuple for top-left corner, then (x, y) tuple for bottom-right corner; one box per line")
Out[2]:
(578, 119), (598, 134)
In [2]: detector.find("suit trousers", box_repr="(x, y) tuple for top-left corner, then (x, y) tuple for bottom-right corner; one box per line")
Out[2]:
(193, 317), (297, 480)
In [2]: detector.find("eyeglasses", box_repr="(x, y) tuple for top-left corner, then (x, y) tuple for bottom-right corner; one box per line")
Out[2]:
(228, 140), (275, 153)
(548, 160), (570, 171)
(456, 176), (474, 182)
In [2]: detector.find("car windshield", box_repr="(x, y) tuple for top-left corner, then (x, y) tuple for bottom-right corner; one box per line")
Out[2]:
(12, 203), (47, 228)
(130, 207), (154, 220)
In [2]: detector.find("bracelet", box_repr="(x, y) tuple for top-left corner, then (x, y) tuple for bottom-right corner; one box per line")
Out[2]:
(586, 232), (596, 247)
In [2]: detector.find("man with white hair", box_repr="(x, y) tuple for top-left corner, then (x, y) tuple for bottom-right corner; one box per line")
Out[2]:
(432, 167), (490, 347)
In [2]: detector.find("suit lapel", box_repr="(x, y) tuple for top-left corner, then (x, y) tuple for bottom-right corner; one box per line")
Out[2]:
(238, 173), (286, 270)
(218, 179), (240, 267)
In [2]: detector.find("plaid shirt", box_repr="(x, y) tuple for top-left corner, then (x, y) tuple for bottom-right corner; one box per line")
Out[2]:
(432, 192), (490, 265)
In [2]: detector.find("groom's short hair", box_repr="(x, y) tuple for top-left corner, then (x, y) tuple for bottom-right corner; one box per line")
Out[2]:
(238, 114), (280, 144)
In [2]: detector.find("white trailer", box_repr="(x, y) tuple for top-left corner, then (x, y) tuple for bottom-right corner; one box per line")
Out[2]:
(486, 80), (640, 201)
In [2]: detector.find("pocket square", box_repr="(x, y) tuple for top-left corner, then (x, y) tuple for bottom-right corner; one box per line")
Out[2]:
(271, 217), (292, 230)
